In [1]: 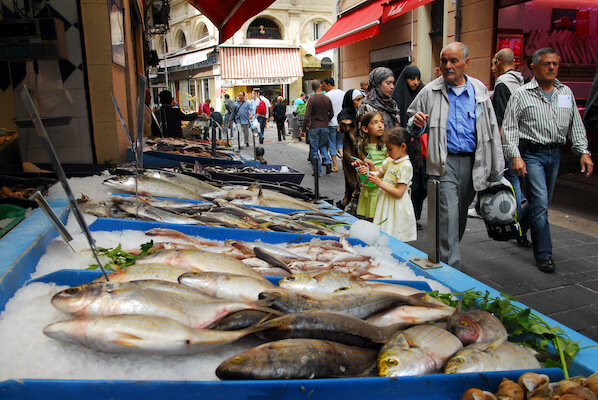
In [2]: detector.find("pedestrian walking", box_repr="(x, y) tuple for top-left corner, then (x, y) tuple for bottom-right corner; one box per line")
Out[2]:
(322, 77), (345, 172)
(392, 65), (426, 229)
(302, 79), (333, 176)
(272, 96), (288, 141)
(230, 91), (251, 147)
(491, 48), (530, 248)
(502, 47), (594, 273)
(407, 42), (505, 270)
(357, 67), (401, 131)
(223, 93), (235, 141)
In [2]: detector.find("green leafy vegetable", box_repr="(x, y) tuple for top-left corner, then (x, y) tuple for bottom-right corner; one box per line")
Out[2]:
(429, 289), (580, 378)
(88, 241), (154, 271)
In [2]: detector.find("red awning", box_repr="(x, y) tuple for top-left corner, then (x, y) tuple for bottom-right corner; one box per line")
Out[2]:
(314, 0), (387, 54)
(185, 0), (277, 44)
(220, 47), (303, 86)
(382, 0), (435, 24)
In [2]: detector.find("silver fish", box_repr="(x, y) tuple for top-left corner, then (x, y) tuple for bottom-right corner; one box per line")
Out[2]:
(103, 175), (204, 200)
(140, 169), (218, 196)
(367, 305), (456, 327)
(216, 339), (378, 380)
(377, 324), (463, 377)
(44, 314), (256, 355)
(258, 289), (441, 319)
(93, 264), (190, 283)
(114, 199), (204, 225)
(178, 271), (277, 301)
(277, 271), (365, 294)
(135, 249), (267, 280)
(51, 280), (274, 329)
(444, 340), (541, 373)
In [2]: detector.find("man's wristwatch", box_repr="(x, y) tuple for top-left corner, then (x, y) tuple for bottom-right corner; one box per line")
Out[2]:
(582, 149), (592, 156)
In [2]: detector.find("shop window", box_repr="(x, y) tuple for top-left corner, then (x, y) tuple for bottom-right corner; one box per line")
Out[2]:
(247, 18), (282, 39)
(312, 21), (323, 41)
(203, 79), (209, 101)
(198, 23), (209, 39)
(429, 0), (443, 38)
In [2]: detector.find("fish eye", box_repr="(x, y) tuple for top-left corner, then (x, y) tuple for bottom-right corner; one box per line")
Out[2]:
(64, 287), (80, 294)
(287, 276), (295, 281)
(231, 356), (245, 364)
(460, 321), (468, 327)
(387, 359), (398, 367)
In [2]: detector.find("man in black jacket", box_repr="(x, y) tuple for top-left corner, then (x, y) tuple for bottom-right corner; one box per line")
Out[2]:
(156, 90), (198, 138)
(491, 48), (530, 248)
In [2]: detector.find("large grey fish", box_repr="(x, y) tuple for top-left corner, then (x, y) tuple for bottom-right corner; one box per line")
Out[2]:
(377, 324), (463, 377)
(114, 199), (205, 225)
(135, 249), (267, 280)
(216, 339), (378, 380)
(444, 340), (541, 373)
(51, 280), (276, 329)
(178, 271), (277, 301)
(103, 175), (204, 200)
(258, 289), (442, 319)
(140, 169), (218, 196)
(447, 306), (508, 345)
(44, 314), (257, 355)
(93, 264), (191, 283)
(253, 310), (403, 348)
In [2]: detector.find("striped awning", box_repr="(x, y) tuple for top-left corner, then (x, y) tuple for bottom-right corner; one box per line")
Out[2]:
(220, 47), (303, 86)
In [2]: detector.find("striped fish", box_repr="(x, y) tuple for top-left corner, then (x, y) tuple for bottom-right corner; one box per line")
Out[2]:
(135, 249), (267, 280)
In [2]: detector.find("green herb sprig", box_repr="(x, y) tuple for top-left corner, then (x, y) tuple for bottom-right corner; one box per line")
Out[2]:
(429, 289), (580, 378)
(88, 241), (154, 271)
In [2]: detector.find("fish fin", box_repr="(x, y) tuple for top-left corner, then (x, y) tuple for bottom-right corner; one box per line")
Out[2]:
(112, 331), (143, 347)
(407, 293), (450, 308)
(253, 247), (292, 274)
(483, 334), (509, 352)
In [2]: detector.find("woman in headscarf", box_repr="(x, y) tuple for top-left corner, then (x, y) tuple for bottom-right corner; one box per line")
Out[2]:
(336, 89), (364, 212)
(392, 65), (424, 129)
(391, 65), (427, 228)
(356, 67), (400, 130)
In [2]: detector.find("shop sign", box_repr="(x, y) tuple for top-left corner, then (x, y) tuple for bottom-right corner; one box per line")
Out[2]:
(221, 77), (299, 86)
(382, 0), (434, 24)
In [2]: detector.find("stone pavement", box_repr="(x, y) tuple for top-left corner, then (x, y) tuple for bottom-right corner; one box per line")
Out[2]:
(236, 125), (598, 343)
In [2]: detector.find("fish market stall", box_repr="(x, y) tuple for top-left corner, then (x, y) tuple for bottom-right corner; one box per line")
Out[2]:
(0, 191), (597, 399)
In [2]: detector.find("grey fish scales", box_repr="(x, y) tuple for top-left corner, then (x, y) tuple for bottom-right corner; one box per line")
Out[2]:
(216, 338), (378, 380)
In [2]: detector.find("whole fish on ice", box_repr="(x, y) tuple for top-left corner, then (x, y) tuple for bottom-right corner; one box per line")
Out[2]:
(444, 340), (541, 373)
(377, 324), (463, 377)
(216, 338), (378, 380)
(44, 314), (257, 355)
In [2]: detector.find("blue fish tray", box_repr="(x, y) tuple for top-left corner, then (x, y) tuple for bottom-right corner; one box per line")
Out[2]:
(0, 202), (596, 400)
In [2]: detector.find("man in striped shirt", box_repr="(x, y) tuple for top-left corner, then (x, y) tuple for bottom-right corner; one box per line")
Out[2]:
(502, 47), (594, 273)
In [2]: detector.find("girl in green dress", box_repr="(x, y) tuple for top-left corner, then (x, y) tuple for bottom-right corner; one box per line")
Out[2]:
(353, 111), (386, 220)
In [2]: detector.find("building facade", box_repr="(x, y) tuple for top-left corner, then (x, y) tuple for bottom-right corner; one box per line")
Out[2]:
(329, 0), (597, 101)
(150, 0), (337, 113)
